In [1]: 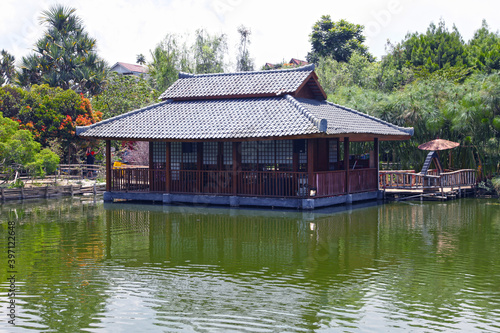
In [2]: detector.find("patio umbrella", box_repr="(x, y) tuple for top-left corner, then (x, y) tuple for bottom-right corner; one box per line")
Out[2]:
(418, 139), (460, 169)
(418, 139), (459, 151)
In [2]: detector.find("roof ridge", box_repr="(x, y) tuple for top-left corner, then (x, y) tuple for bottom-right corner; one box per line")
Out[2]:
(325, 101), (414, 136)
(178, 64), (315, 79)
(285, 95), (327, 133)
(76, 99), (173, 136)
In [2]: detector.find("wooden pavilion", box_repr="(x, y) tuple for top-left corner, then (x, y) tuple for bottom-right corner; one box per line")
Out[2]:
(77, 65), (413, 209)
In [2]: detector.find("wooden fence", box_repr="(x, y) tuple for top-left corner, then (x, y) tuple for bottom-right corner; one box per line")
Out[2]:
(379, 169), (476, 190)
(0, 184), (106, 202)
(58, 164), (105, 179)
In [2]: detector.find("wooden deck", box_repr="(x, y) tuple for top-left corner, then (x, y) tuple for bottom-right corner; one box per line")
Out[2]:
(379, 169), (477, 201)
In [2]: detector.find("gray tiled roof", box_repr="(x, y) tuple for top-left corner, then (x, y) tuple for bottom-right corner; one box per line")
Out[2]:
(77, 95), (413, 140)
(295, 98), (414, 136)
(77, 97), (321, 140)
(159, 64), (315, 100)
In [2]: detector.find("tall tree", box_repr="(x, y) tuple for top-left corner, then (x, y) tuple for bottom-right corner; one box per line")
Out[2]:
(236, 25), (254, 72)
(466, 20), (500, 73)
(307, 16), (373, 63)
(16, 5), (108, 95)
(193, 29), (227, 74)
(149, 34), (192, 92)
(0, 50), (15, 86)
(390, 20), (467, 74)
(93, 72), (159, 119)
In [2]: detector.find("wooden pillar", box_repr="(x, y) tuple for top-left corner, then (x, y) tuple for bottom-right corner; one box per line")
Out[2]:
(165, 142), (171, 193)
(232, 142), (241, 195)
(197, 142), (203, 170)
(337, 139), (341, 164)
(317, 138), (328, 171)
(374, 138), (379, 190)
(149, 141), (154, 191)
(217, 142), (224, 171)
(307, 139), (315, 194)
(197, 142), (203, 192)
(106, 140), (111, 192)
(344, 137), (350, 194)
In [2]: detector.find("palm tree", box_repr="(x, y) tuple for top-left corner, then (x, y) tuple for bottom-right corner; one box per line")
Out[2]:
(136, 54), (146, 65)
(17, 5), (107, 95)
(0, 50), (16, 85)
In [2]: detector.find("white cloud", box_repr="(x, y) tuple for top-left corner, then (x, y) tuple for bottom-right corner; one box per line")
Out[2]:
(1, 0), (500, 68)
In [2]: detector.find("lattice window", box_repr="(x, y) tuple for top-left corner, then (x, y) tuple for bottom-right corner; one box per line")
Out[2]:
(242, 141), (257, 171)
(223, 142), (233, 169)
(276, 140), (293, 171)
(151, 142), (166, 169)
(171, 142), (181, 180)
(182, 142), (197, 170)
(329, 139), (338, 163)
(203, 142), (218, 170)
(258, 141), (274, 171)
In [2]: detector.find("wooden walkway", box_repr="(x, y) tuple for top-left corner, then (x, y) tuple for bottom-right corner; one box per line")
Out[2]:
(379, 169), (477, 201)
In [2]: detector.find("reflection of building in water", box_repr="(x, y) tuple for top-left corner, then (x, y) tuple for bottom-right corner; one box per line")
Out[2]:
(104, 203), (381, 275)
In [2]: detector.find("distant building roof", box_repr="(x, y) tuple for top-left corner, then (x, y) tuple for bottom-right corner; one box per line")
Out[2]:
(77, 65), (413, 141)
(110, 62), (148, 75)
(159, 64), (319, 100)
(263, 58), (309, 70)
(289, 58), (309, 66)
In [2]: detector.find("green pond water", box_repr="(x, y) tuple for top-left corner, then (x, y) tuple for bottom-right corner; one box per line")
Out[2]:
(1, 197), (500, 332)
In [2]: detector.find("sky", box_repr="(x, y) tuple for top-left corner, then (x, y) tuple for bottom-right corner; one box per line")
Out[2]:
(1, 0), (500, 70)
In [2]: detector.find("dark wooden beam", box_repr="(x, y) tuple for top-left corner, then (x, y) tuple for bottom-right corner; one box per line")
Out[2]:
(336, 139), (341, 164)
(149, 141), (154, 190)
(344, 137), (350, 194)
(217, 142), (224, 171)
(197, 142), (203, 192)
(317, 138), (328, 171)
(106, 140), (111, 192)
(232, 142), (241, 195)
(165, 142), (171, 193)
(308, 139), (315, 194)
(374, 137), (379, 191)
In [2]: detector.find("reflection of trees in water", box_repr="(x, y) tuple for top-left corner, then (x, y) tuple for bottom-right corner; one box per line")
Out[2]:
(0, 198), (108, 332)
(378, 199), (500, 327)
(104, 200), (500, 331)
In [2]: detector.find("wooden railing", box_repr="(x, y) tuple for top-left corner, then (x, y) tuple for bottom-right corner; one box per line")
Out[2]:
(236, 171), (308, 197)
(440, 169), (476, 188)
(171, 170), (233, 195)
(314, 171), (345, 197)
(111, 168), (151, 192)
(379, 169), (476, 190)
(350, 168), (378, 193)
(111, 168), (381, 198)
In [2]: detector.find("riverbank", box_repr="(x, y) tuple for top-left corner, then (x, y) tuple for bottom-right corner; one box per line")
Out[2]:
(0, 177), (105, 201)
